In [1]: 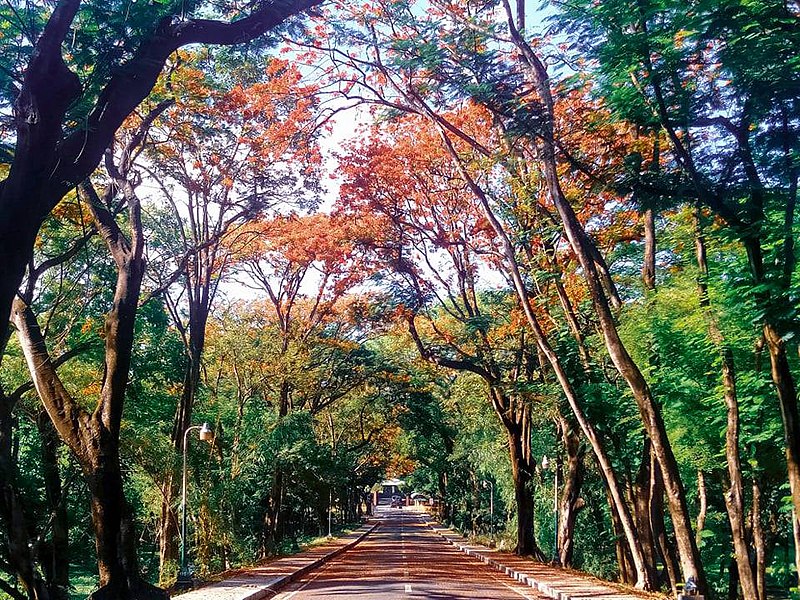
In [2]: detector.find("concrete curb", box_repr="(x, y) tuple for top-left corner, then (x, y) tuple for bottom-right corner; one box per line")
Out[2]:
(246, 522), (380, 600)
(179, 522), (379, 600)
(424, 519), (649, 600)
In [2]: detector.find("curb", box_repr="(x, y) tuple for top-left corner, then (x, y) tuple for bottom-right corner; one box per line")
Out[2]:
(425, 519), (640, 600)
(185, 521), (379, 600)
(248, 522), (380, 600)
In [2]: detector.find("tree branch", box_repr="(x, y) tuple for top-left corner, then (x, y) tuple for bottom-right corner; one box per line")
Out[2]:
(10, 297), (89, 459)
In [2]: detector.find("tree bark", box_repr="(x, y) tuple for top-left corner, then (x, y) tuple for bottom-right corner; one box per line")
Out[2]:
(642, 208), (656, 291)
(508, 422), (541, 557)
(262, 379), (291, 555)
(37, 413), (69, 600)
(0, 390), (50, 600)
(721, 376), (759, 600)
(695, 470), (707, 548)
(631, 440), (659, 585)
(793, 511), (800, 589)
(556, 416), (585, 567)
(695, 206), (758, 599)
(764, 321), (800, 524)
(497, 5), (705, 589)
(751, 479), (766, 600)
(650, 458), (680, 594)
(606, 486), (636, 585)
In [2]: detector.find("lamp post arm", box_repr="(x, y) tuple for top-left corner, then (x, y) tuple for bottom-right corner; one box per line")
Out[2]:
(180, 425), (201, 578)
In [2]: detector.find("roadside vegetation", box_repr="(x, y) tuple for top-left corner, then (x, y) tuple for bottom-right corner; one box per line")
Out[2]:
(0, 0), (798, 599)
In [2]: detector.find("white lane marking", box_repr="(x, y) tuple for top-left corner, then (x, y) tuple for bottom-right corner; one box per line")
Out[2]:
(405, 584), (413, 593)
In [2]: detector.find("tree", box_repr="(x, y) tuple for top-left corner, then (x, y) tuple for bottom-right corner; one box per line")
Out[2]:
(338, 111), (555, 556)
(324, 10), (662, 584)
(555, 4), (800, 587)
(141, 54), (322, 580)
(0, 0), (324, 359)
(228, 211), (373, 552)
(10, 108), (166, 598)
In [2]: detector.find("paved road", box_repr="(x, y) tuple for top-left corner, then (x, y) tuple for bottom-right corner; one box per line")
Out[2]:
(272, 508), (545, 600)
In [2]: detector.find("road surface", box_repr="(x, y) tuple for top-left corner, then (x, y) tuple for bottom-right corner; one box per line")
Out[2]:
(272, 508), (545, 600)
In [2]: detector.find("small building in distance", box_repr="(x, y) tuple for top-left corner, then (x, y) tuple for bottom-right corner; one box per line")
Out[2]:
(374, 478), (405, 505)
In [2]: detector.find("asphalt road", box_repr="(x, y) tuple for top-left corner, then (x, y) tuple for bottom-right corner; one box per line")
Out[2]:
(272, 508), (545, 600)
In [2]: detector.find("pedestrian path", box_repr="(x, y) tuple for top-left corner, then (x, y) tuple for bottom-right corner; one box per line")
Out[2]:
(427, 520), (667, 600)
(176, 522), (377, 600)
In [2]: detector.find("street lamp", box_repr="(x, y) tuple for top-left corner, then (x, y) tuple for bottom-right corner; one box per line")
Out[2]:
(177, 422), (214, 587)
(328, 488), (333, 538)
(482, 480), (495, 547)
(541, 455), (559, 564)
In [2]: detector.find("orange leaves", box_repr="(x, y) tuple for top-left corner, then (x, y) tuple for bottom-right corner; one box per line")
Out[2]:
(149, 55), (322, 194)
(230, 213), (360, 268)
(337, 108), (495, 252)
(227, 210), (375, 336)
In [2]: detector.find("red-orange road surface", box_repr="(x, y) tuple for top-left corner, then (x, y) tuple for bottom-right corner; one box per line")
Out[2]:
(272, 508), (545, 600)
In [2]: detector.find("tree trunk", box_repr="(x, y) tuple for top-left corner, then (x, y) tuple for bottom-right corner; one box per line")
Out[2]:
(695, 470), (707, 548)
(263, 379), (291, 555)
(642, 208), (656, 291)
(37, 413), (70, 600)
(84, 442), (165, 600)
(438, 471), (449, 522)
(606, 486), (636, 585)
(0, 390), (50, 600)
(727, 557), (740, 600)
(764, 322), (800, 524)
(499, 12), (705, 590)
(157, 482), (178, 585)
(793, 511), (800, 589)
(695, 206), (758, 599)
(508, 425), (541, 557)
(751, 479), (766, 600)
(557, 417), (585, 566)
(632, 440), (660, 586)
(160, 307), (209, 583)
(650, 458), (680, 594)
(722, 393), (758, 600)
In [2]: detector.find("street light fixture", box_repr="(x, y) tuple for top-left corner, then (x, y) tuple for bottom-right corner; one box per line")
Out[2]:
(541, 455), (559, 565)
(177, 422), (214, 588)
(482, 480), (495, 547)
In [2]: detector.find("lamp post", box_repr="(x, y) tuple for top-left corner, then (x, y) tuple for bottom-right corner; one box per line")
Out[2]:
(482, 480), (495, 547)
(177, 422), (214, 587)
(541, 455), (559, 564)
(328, 488), (333, 538)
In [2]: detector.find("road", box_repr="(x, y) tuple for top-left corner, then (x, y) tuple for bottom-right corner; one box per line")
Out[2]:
(272, 508), (545, 600)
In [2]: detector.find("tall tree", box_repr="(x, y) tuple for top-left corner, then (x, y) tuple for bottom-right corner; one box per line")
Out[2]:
(0, 0), (324, 356)
(11, 109), (166, 598)
(142, 55), (322, 579)
(229, 211), (372, 552)
(556, 3), (800, 576)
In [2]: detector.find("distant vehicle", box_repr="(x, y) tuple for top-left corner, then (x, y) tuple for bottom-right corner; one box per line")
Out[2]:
(391, 495), (403, 508)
